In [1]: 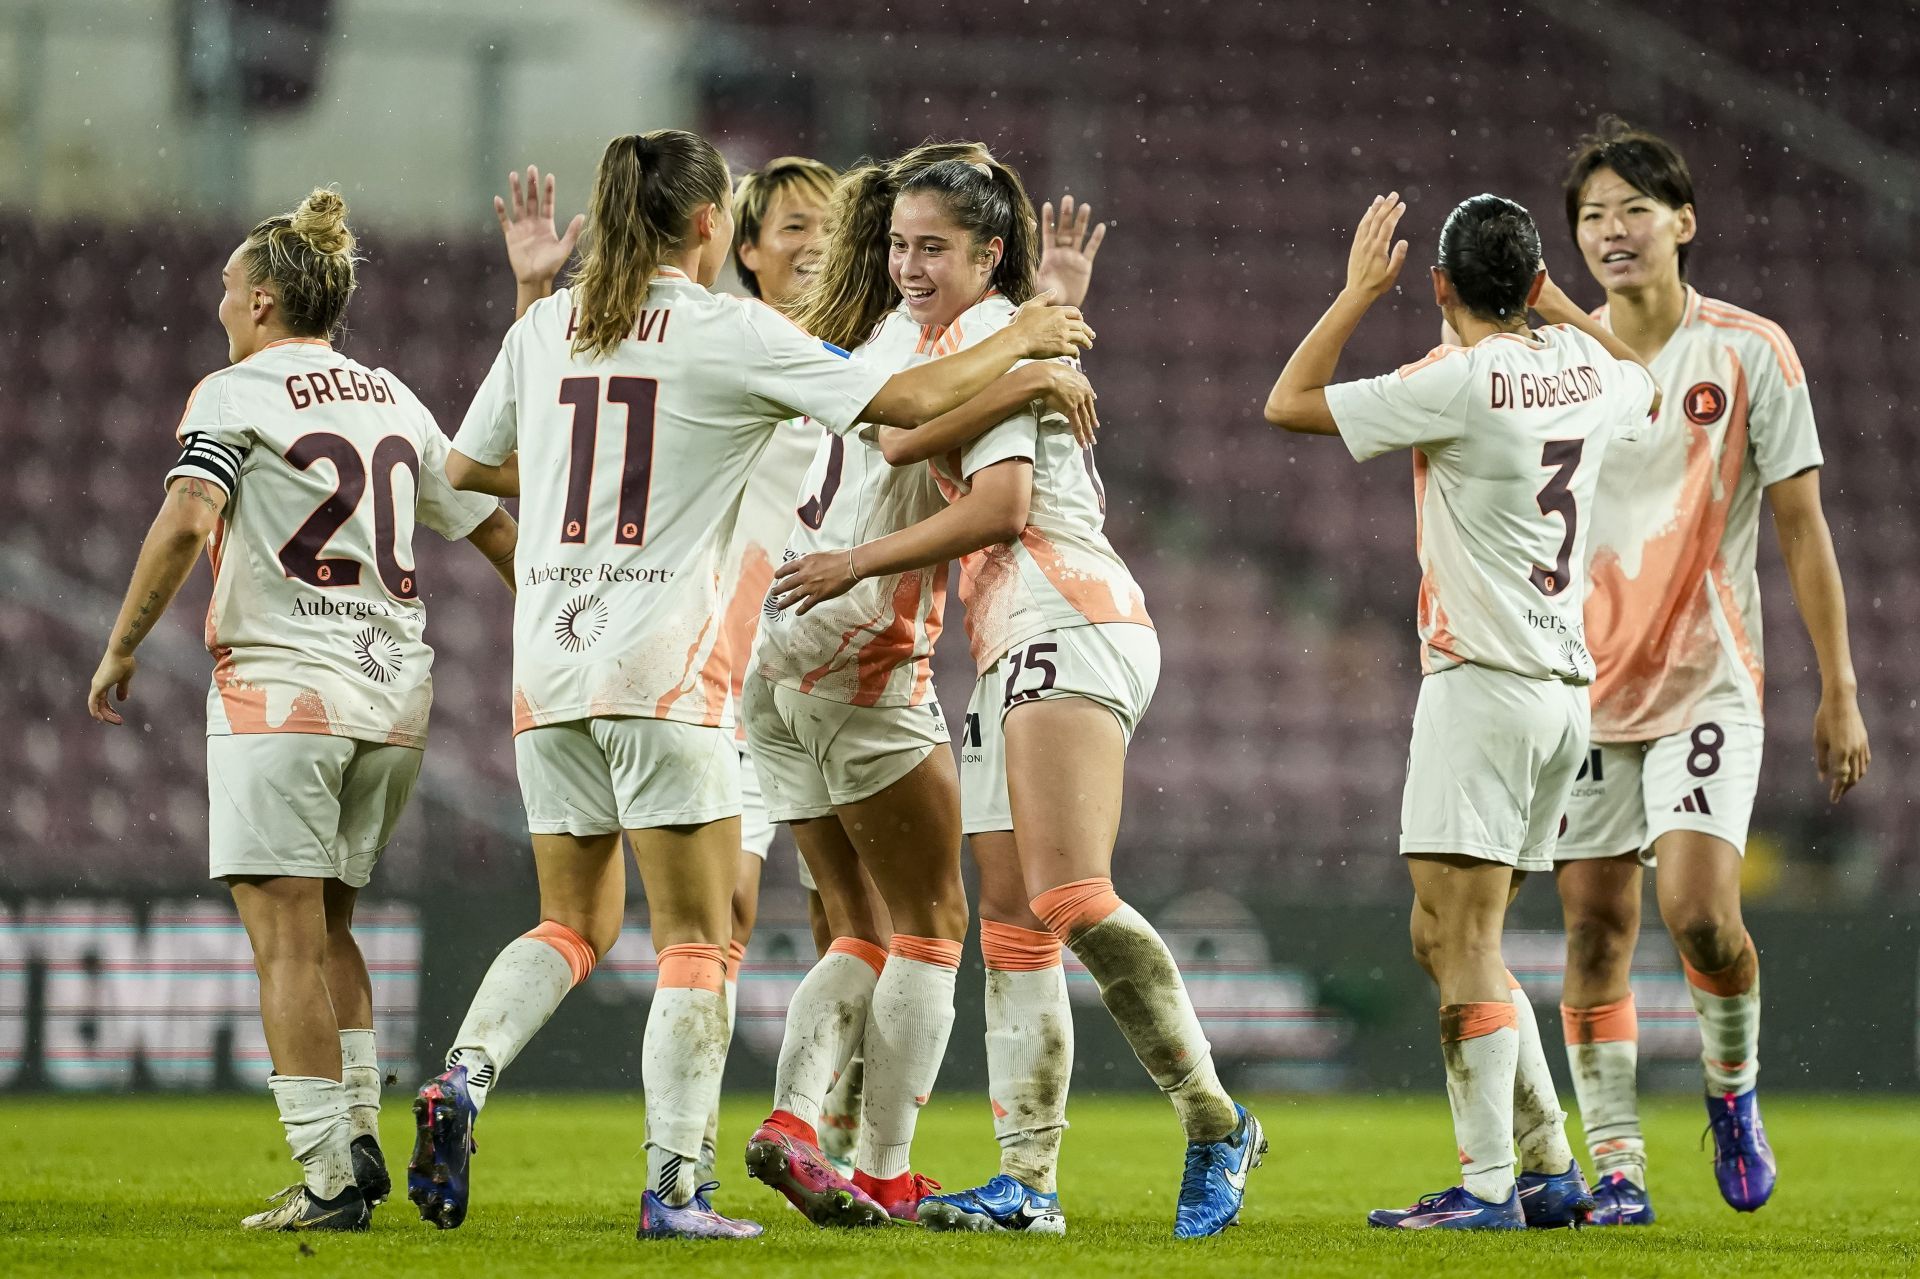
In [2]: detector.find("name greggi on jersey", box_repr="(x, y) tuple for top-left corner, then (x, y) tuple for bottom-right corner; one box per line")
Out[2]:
(285, 367), (397, 411)
(525, 562), (676, 589)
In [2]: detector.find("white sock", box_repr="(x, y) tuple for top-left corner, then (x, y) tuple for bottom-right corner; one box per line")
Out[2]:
(643, 984), (730, 1207)
(1063, 903), (1235, 1142)
(446, 933), (581, 1110)
(856, 943), (958, 1180)
(269, 1075), (355, 1200)
(1442, 1015), (1519, 1203)
(339, 1029), (380, 1143)
(700, 976), (739, 1170)
(772, 948), (880, 1131)
(1562, 996), (1645, 1184)
(1506, 979), (1574, 1174)
(985, 964), (1073, 1192)
(820, 1053), (864, 1161)
(1687, 945), (1760, 1094)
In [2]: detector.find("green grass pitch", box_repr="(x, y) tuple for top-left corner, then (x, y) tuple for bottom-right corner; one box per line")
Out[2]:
(2, 1093), (1914, 1277)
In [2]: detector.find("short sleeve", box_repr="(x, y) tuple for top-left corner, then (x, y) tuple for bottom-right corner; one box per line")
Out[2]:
(1746, 330), (1823, 487)
(452, 338), (520, 466)
(958, 409), (1040, 478)
(413, 405), (500, 541)
(1325, 346), (1475, 462)
(739, 302), (894, 434)
(166, 372), (252, 496)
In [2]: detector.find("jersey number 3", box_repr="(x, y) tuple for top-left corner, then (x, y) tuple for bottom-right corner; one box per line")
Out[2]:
(1530, 439), (1584, 597)
(559, 375), (659, 546)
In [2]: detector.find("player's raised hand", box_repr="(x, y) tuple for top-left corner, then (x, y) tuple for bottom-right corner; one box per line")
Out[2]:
(1344, 193), (1409, 303)
(1035, 363), (1099, 448)
(1010, 288), (1095, 359)
(87, 652), (135, 726)
(494, 165), (584, 289)
(1814, 690), (1870, 802)
(1036, 195), (1107, 308)
(771, 549), (860, 616)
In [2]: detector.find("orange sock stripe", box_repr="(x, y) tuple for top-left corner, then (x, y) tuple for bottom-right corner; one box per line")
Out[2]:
(656, 942), (726, 994)
(1682, 933), (1758, 998)
(889, 934), (963, 969)
(1561, 994), (1638, 1044)
(1439, 1002), (1518, 1043)
(725, 938), (746, 984)
(1030, 877), (1123, 942)
(827, 936), (888, 977)
(980, 920), (1062, 971)
(525, 920), (597, 987)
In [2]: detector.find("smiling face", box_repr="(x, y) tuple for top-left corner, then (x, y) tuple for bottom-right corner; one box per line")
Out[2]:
(738, 183), (829, 306)
(1574, 166), (1695, 297)
(889, 191), (1001, 329)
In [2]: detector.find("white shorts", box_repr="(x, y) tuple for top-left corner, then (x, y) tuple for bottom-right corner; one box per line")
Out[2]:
(961, 623), (1160, 835)
(1399, 663), (1588, 873)
(741, 670), (948, 823)
(738, 745), (777, 860)
(207, 733), (422, 888)
(1556, 720), (1763, 864)
(513, 717), (740, 836)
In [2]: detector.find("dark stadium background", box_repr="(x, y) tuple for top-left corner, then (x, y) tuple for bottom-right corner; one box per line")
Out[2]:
(2, 0), (1915, 1094)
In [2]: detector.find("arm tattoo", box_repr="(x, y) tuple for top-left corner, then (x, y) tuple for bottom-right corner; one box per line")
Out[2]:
(174, 478), (221, 514)
(117, 590), (160, 651)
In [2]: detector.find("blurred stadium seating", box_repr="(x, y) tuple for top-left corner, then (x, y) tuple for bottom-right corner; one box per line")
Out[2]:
(4, 0), (1912, 898)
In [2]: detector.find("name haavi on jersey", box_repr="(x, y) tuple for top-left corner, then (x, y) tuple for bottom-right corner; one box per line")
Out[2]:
(1490, 364), (1602, 410)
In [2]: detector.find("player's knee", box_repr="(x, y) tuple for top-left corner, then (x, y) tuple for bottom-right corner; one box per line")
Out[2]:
(1564, 908), (1635, 976)
(1665, 909), (1742, 972)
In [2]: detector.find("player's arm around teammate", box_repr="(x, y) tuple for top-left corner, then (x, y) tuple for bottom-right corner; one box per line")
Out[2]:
(88, 190), (509, 1233)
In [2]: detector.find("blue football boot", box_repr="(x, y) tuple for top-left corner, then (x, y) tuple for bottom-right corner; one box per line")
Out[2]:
(1515, 1163), (1596, 1228)
(918, 1173), (1066, 1234)
(1706, 1089), (1776, 1211)
(408, 1066), (478, 1229)
(1368, 1183), (1527, 1230)
(1172, 1104), (1266, 1238)
(1586, 1170), (1656, 1225)
(637, 1183), (764, 1239)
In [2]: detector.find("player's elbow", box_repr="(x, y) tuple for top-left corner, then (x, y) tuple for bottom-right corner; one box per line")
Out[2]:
(878, 428), (928, 468)
(446, 449), (484, 492)
(1264, 392), (1306, 431)
(863, 380), (937, 429)
(467, 507), (518, 559)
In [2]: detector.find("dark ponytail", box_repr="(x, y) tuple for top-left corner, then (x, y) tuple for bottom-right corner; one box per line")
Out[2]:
(1437, 193), (1542, 322)
(896, 157), (1039, 305)
(787, 161), (901, 351)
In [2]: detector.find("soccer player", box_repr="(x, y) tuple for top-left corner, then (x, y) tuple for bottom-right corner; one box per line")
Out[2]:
(743, 146), (1098, 1229)
(404, 128), (1093, 1240)
(1264, 192), (1658, 1229)
(85, 189), (516, 1232)
(1550, 118), (1870, 1222)
(771, 156), (1264, 1240)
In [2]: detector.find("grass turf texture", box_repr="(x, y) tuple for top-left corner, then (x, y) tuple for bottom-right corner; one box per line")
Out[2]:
(1, 1094), (1913, 1277)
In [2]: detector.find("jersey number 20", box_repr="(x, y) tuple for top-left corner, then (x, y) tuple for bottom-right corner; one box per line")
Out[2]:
(1530, 439), (1584, 597)
(278, 432), (422, 600)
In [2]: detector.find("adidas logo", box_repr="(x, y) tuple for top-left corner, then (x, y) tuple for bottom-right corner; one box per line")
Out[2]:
(1672, 785), (1712, 815)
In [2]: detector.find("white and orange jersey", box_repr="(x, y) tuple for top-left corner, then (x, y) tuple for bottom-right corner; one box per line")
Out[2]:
(165, 339), (499, 748)
(1327, 325), (1658, 683)
(719, 414), (819, 738)
(927, 295), (1151, 673)
(1583, 288), (1823, 742)
(453, 272), (893, 734)
(754, 307), (951, 708)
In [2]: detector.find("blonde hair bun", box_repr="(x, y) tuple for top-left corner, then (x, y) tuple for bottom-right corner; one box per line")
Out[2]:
(290, 187), (355, 257)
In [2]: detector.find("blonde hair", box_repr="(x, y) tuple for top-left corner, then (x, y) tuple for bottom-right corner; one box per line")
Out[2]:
(241, 187), (360, 338)
(788, 140), (992, 351)
(732, 156), (838, 300)
(570, 130), (732, 360)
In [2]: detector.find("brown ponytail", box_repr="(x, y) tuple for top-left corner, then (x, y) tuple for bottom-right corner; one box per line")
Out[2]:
(570, 129), (731, 360)
(787, 140), (996, 351)
(241, 187), (360, 339)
